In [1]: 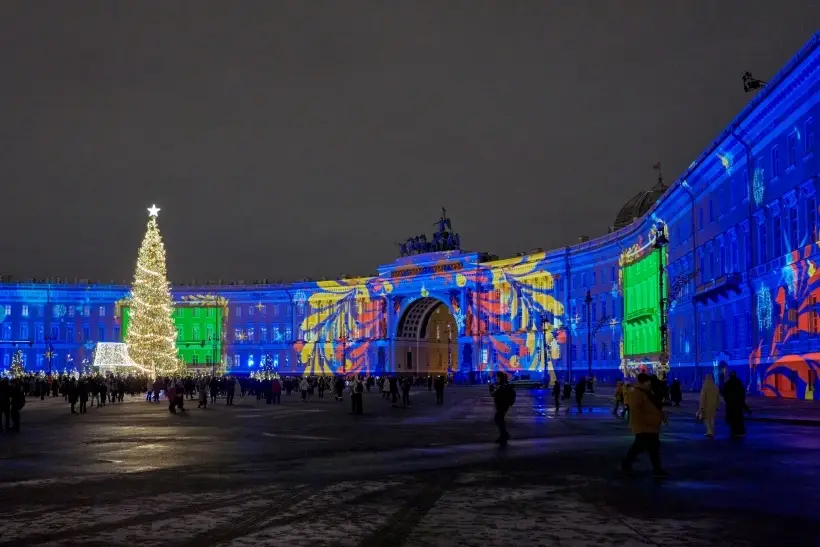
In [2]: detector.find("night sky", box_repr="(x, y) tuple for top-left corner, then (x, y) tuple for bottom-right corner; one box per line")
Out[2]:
(1, 2), (817, 284)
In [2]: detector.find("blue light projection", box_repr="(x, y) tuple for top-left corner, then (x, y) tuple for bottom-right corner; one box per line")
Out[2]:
(753, 167), (766, 206)
(0, 31), (818, 399)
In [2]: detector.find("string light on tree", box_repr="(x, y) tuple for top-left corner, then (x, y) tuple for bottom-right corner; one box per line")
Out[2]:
(125, 205), (181, 378)
(10, 350), (24, 377)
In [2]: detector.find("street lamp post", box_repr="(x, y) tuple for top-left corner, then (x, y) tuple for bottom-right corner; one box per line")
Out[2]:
(654, 225), (670, 379)
(338, 334), (349, 376)
(44, 334), (55, 376)
(585, 290), (593, 388)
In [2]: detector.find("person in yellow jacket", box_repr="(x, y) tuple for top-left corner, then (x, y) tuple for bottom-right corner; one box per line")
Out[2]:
(621, 373), (667, 478)
(698, 374), (720, 437)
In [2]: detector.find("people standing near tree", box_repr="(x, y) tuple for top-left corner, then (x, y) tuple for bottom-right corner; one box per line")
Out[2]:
(621, 373), (667, 477)
(492, 372), (516, 447)
(723, 371), (747, 437)
(698, 374), (720, 437)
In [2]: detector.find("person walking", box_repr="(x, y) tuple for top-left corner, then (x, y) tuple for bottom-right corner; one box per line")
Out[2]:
(698, 374), (720, 437)
(434, 375), (446, 405)
(492, 373), (516, 447)
(552, 380), (561, 412)
(723, 371), (747, 437)
(621, 373), (667, 478)
(299, 377), (309, 402)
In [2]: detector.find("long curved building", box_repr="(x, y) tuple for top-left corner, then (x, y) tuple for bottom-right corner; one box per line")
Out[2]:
(2, 32), (820, 399)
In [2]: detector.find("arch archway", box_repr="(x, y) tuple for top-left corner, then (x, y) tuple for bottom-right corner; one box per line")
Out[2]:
(394, 297), (458, 375)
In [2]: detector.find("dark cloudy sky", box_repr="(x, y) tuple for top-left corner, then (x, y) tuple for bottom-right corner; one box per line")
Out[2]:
(1, 1), (817, 283)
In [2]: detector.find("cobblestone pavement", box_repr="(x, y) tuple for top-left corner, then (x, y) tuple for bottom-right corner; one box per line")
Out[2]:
(1, 387), (818, 546)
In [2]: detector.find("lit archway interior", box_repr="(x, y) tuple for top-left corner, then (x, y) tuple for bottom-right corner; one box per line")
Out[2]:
(394, 297), (458, 375)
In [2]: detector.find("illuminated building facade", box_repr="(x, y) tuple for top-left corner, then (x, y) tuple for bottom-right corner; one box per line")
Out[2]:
(0, 32), (819, 398)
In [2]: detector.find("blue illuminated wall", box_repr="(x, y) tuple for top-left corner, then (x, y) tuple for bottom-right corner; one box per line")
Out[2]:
(0, 32), (819, 398)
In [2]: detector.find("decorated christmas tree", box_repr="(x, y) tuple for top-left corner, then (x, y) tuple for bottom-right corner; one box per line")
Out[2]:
(263, 353), (274, 378)
(10, 350), (24, 377)
(125, 205), (180, 378)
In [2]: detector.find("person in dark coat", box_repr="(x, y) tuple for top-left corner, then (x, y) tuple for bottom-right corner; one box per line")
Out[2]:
(67, 379), (79, 414)
(723, 371), (746, 437)
(78, 380), (89, 413)
(434, 375), (446, 404)
(669, 379), (682, 407)
(0, 378), (10, 432)
(492, 373), (516, 447)
(8, 379), (23, 432)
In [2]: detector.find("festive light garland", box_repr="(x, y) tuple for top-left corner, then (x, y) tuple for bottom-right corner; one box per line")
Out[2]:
(125, 206), (182, 378)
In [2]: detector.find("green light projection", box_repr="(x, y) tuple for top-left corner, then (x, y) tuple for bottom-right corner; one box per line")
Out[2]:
(622, 247), (667, 358)
(121, 305), (223, 366)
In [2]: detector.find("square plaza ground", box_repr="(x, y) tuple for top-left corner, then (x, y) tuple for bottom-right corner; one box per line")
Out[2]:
(1, 386), (819, 546)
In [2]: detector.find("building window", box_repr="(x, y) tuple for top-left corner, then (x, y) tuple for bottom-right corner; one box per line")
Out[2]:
(591, 271), (597, 285)
(3, 305), (9, 317)
(82, 326), (90, 341)
(193, 308), (201, 318)
(789, 206), (798, 250)
(759, 223), (767, 264)
(247, 327), (254, 342)
(192, 354), (199, 365)
(97, 305), (105, 317)
(806, 117), (815, 154)
(113, 326), (120, 341)
(731, 237), (738, 273)
(788, 132), (798, 167)
(248, 305), (254, 317)
(65, 326), (73, 343)
(206, 308), (214, 317)
(708, 199), (714, 222)
(234, 328), (243, 341)
(83, 306), (90, 317)
(19, 324), (28, 340)
(741, 170), (749, 200)
(808, 196), (817, 242)
(35, 324), (44, 342)
(772, 214), (782, 257)
(570, 344), (577, 361)
(260, 326), (267, 342)
(717, 244), (725, 276)
(98, 326), (105, 341)
(21, 305), (29, 317)
(771, 146), (780, 178)
(193, 326), (200, 341)
(68, 306), (75, 317)
(235, 306), (242, 318)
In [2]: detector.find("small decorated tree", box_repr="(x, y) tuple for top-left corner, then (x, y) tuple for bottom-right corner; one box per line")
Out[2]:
(263, 354), (274, 378)
(10, 350), (24, 377)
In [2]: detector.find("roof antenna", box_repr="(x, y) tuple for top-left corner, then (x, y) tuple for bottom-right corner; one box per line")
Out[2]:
(652, 161), (666, 188)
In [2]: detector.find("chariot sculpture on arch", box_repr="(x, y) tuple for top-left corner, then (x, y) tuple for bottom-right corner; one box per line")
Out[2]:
(396, 207), (462, 257)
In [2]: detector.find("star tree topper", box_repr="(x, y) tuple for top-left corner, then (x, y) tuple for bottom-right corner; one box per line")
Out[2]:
(147, 204), (161, 217)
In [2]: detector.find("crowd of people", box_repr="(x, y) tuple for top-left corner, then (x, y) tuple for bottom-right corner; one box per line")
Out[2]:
(0, 371), (456, 424)
(2, 367), (755, 479)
